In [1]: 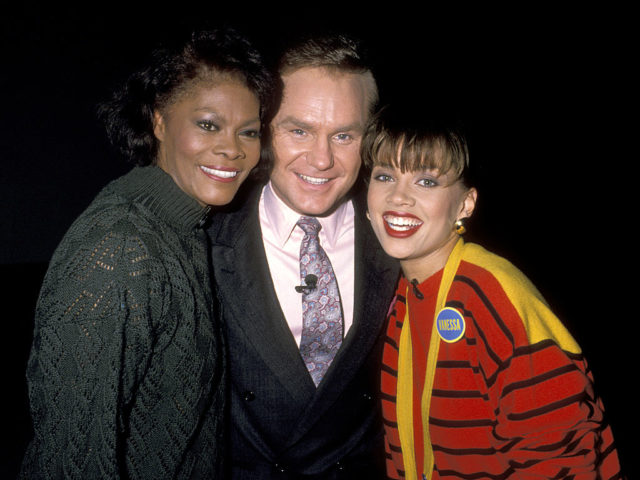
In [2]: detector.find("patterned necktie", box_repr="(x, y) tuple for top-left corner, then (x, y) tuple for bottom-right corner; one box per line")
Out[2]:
(297, 216), (343, 386)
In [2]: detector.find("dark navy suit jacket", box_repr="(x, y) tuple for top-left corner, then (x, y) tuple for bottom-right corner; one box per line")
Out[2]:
(208, 182), (399, 479)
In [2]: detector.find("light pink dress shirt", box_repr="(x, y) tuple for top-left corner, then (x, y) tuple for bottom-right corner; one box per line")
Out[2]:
(259, 182), (355, 346)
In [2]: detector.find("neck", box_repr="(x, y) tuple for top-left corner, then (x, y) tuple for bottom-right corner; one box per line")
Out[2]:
(400, 235), (461, 284)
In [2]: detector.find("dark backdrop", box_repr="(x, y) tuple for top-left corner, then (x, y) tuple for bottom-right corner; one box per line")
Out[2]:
(1, 4), (633, 477)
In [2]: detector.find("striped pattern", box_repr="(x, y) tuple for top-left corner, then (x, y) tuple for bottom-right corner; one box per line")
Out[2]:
(382, 244), (623, 479)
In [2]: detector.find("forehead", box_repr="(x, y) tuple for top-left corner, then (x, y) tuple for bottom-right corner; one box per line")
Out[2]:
(166, 77), (258, 109)
(276, 67), (370, 127)
(375, 136), (445, 166)
(165, 70), (248, 105)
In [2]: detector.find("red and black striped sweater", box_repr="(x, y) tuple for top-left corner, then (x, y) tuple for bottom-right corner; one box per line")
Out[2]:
(381, 241), (623, 480)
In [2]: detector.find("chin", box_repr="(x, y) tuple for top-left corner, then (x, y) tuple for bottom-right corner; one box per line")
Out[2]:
(300, 206), (330, 216)
(305, 206), (338, 217)
(302, 196), (345, 216)
(380, 247), (412, 261)
(196, 192), (234, 207)
(207, 196), (235, 207)
(374, 235), (416, 261)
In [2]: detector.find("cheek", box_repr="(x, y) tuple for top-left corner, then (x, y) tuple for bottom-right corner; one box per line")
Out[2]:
(367, 184), (385, 215)
(433, 196), (461, 226)
(172, 130), (205, 159)
(337, 145), (362, 177)
(271, 134), (300, 164)
(245, 142), (261, 168)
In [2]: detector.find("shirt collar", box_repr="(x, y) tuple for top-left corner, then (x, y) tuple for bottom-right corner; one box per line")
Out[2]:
(262, 181), (353, 248)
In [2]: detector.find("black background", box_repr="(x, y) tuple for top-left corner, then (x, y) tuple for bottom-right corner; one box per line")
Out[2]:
(1, 4), (633, 477)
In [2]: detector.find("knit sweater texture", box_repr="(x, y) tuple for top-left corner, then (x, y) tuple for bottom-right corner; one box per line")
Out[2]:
(20, 166), (225, 479)
(381, 240), (623, 480)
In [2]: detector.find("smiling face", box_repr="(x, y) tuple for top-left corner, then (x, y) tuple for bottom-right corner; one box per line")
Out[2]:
(269, 67), (373, 216)
(153, 77), (261, 206)
(367, 162), (476, 282)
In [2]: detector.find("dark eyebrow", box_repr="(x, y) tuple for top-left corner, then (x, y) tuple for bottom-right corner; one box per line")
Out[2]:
(335, 122), (365, 134)
(372, 162), (395, 169)
(239, 117), (262, 128)
(194, 108), (260, 128)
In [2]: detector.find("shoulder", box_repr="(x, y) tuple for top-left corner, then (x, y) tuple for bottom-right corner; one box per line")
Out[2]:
(56, 188), (165, 263)
(207, 180), (262, 245)
(452, 242), (580, 353)
(454, 243), (543, 302)
(42, 185), (172, 305)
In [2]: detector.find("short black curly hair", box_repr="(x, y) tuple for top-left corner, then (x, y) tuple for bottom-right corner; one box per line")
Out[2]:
(99, 28), (276, 166)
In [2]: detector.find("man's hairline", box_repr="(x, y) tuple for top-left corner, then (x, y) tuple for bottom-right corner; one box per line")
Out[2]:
(278, 65), (378, 117)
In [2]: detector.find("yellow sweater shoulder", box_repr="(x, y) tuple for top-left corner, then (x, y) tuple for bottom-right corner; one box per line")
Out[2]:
(462, 243), (581, 354)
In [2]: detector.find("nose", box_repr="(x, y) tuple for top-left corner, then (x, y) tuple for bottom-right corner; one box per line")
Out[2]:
(387, 181), (414, 206)
(214, 132), (244, 160)
(307, 136), (333, 170)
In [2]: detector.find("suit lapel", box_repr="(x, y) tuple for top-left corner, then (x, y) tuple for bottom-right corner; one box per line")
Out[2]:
(209, 186), (316, 403)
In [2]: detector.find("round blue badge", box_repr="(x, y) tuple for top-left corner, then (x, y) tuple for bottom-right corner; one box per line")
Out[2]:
(436, 307), (465, 343)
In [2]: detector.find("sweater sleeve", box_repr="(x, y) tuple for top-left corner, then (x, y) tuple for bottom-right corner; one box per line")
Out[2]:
(20, 212), (166, 479)
(458, 255), (622, 479)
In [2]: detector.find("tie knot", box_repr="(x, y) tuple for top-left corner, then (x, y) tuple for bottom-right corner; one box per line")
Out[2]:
(297, 216), (322, 236)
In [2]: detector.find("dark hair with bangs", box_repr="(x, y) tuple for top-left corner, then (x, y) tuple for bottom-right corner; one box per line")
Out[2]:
(362, 104), (472, 186)
(99, 28), (276, 166)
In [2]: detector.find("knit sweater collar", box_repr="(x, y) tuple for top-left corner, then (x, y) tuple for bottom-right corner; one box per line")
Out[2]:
(116, 165), (212, 230)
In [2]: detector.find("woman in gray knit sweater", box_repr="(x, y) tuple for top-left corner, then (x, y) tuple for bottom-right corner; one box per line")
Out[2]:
(20, 28), (275, 479)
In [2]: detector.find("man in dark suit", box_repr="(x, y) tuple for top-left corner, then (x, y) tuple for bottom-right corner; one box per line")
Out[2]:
(208, 34), (399, 479)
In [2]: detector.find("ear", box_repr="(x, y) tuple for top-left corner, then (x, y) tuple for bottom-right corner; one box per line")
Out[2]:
(459, 187), (477, 220)
(153, 110), (166, 142)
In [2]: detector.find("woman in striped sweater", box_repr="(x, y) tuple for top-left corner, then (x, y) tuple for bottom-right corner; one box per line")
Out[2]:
(361, 104), (623, 480)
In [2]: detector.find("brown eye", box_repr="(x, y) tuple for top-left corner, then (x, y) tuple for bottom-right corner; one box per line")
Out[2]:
(373, 174), (393, 182)
(197, 120), (218, 131)
(241, 129), (260, 139)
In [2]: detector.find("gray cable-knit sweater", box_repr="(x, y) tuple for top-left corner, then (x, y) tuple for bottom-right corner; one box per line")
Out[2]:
(20, 166), (225, 479)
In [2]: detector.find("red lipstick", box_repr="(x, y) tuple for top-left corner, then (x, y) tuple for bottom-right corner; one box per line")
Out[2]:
(382, 211), (423, 238)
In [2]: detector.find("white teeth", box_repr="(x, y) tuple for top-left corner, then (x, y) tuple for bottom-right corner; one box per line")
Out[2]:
(383, 215), (422, 231)
(388, 224), (413, 231)
(298, 173), (330, 185)
(201, 166), (238, 178)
